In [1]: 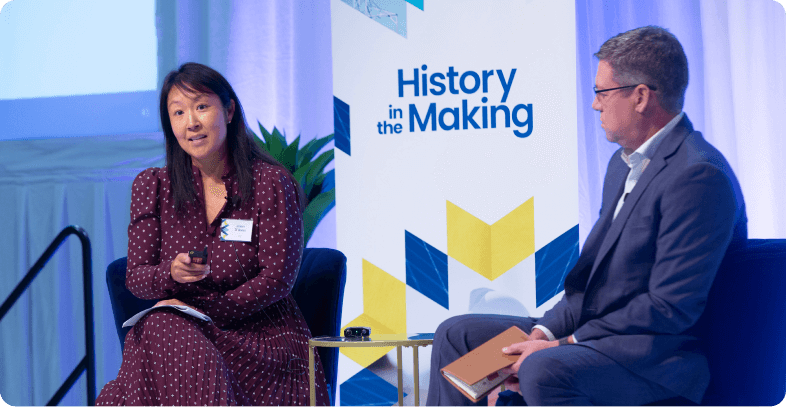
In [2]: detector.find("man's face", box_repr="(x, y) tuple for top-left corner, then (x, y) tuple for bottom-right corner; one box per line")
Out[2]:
(591, 60), (639, 150)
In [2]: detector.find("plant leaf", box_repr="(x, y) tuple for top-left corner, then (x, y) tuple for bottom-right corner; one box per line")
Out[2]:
(303, 150), (334, 200)
(307, 168), (334, 202)
(293, 162), (312, 196)
(297, 133), (334, 169)
(253, 126), (336, 245)
(308, 172), (327, 202)
(257, 122), (273, 150)
(265, 127), (287, 159)
(253, 132), (268, 155)
(320, 168), (335, 193)
(303, 188), (335, 246)
(280, 135), (300, 173)
(306, 150), (334, 180)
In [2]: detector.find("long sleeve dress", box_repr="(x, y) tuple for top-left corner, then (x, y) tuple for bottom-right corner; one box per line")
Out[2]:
(96, 160), (330, 406)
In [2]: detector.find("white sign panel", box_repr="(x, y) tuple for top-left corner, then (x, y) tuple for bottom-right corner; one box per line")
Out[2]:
(331, 0), (577, 404)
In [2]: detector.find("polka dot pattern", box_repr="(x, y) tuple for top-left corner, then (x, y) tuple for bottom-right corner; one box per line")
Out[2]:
(96, 161), (329, 406)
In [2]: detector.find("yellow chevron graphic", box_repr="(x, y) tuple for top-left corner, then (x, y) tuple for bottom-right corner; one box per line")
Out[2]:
(447, 197), (534, 280)
(341, 259), (406, 367)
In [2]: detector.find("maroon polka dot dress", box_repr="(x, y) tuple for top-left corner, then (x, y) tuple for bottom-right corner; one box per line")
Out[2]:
(96, 160), (330, 406)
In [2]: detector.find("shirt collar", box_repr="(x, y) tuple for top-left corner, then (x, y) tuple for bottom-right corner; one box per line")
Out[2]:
(621, 111), (684, 168)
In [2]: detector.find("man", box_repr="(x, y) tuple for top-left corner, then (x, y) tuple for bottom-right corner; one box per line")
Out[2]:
(427, 26), (747, 406)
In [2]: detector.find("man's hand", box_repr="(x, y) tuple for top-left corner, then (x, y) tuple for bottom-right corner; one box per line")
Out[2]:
(529, 328), (549, 341)
(502, 375), (520, 394)
(170, 252), (210, 283)
(499, 340), (559, 375)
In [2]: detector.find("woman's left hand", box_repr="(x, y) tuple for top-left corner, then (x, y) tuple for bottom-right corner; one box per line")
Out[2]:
(155, 298), (197, 311)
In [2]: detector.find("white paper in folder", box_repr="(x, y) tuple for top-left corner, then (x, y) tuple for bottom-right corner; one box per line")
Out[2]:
(122, 304), (212, 327)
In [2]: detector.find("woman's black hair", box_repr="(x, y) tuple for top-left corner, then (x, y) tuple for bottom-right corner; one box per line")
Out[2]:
(159, 62), (304, 215)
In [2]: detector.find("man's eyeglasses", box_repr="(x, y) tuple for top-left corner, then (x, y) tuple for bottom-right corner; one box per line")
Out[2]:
(593, 84), (657, 95)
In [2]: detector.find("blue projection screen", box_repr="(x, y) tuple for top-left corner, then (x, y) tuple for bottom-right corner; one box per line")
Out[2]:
(0, 0), (159, 140)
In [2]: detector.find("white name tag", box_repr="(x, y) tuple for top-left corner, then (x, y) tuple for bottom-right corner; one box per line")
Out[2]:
(220, 219), (253, 242)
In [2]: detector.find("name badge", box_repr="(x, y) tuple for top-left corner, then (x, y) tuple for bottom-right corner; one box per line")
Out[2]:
(220, 219), (253, 242)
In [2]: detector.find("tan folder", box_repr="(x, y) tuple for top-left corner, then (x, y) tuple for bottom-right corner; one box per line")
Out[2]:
(440, 325), (530, 402)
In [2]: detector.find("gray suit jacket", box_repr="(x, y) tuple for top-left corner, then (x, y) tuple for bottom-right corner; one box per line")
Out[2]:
(537, 115), (747, 403)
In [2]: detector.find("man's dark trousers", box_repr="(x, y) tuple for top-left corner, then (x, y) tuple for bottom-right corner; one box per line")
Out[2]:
(426, 314), (676, 406)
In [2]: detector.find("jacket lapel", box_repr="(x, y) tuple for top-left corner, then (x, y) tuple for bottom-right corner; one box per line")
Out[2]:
(561, 155), (627, 326)
(586, 115), (694, 290)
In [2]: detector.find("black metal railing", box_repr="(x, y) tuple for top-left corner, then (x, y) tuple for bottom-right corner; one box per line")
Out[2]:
(0, 225), (95, 405)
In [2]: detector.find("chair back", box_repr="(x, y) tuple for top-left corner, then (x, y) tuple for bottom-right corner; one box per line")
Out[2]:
(497, 240), (786, 407)
(694, 239), (786, 405)
(105, 247), (347, 405)
(291, 248), (347, 405)
(105, 257), (155, 344)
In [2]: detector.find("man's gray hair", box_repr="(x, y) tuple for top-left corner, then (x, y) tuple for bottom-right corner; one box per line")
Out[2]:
(595, 26), (688, 114)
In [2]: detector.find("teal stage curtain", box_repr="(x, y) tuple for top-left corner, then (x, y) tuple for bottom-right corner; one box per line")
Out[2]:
(0, 134), (165, 405)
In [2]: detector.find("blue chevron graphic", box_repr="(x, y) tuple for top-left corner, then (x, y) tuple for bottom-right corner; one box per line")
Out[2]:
(405, 230), (449, 310)
(535, 225), (580, 307)
(334, 96), (351, 156)
(340, 368), (406, 406)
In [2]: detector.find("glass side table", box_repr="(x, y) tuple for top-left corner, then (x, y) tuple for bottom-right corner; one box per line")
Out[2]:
(309, 333), (434, 406)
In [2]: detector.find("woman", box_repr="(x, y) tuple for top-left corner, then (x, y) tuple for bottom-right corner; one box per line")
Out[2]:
(96, 62), (330, 406)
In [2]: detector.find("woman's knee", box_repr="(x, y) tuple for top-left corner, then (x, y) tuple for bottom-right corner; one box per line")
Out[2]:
(137, 309), (185, 329)
(131, 310), (205, 346)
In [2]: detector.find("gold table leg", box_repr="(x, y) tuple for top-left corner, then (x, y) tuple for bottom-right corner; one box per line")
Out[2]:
(413, 345), (420, 406)
(309, 344), (316, 406)
(397, 345), (404, 406)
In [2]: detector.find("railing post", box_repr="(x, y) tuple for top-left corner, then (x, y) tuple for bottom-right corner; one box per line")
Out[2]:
(78, 229), (96, 405)
(0, 225), (95, 405)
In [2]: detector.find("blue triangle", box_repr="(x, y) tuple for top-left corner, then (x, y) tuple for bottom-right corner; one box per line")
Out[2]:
(340, 368), (407, 406)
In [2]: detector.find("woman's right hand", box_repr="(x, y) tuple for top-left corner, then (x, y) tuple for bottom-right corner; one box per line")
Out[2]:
(170, 253), (210, 283)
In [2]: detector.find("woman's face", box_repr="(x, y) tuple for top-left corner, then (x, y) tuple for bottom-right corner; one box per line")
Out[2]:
(166, 86), (235, 165)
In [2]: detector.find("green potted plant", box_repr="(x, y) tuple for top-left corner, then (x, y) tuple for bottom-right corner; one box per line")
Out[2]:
(253, 123), (335, 246)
